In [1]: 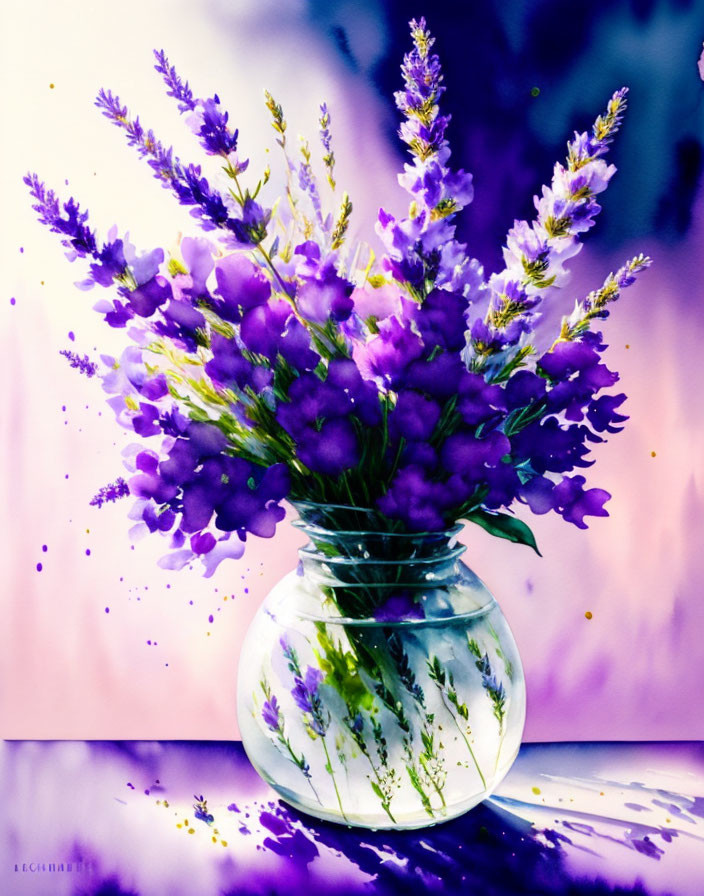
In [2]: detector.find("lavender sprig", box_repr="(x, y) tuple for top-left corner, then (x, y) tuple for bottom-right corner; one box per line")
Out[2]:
(554, 253), (652, 345)
(298, 139), (324, 230)
(473, 90), (630, 369)
(24, 174), (98, 258)
(90, 477), (130, 508)
(279, 638), (347, 818)
(260, 681), (321, 802)
(153, 49), (196, 113)
(468, 640), (506, 731)
(192, 794), (214, 825)
(377, 18), (482, 300)
(428, 655), (486, 789)
(394, 17), (449, 161)
(318, 103), (336, 190)
(95, 89), (254, 239)
(59, 349), (98, 377)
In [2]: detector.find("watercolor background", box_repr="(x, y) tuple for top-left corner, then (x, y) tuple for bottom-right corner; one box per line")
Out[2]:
(1, 0), (703, 742)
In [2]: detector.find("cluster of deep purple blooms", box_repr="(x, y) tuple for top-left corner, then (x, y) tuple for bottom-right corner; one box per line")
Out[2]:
(26, 18), (650, 574)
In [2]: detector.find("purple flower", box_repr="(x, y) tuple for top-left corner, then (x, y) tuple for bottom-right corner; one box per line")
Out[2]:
(153, 49), (196, 112)
(190, 531), (216, 555)
(90, 477), (130, 508)
(127, 275), (172, 318)
(587, 393), (628, 433)
(552, 474), (610, 529)
(59, 349), (98, 378)
(403, 352), (465, 399)
(190, 95), (239, 156)
(295, 249), (354, 324)
(132, 403), (161, 437)
(377, 466), (450, 532)
(412, 288), (468, 354)
(180, 237), (214, 296)
(214, 254), (271, 318)
(205, 333), (268, 391)
(295, 418), (360, 476)
(95, 89), (249, 237)
(354, 316), (423, 387)
(262, 694), (281, 732)
(291, 666), (327, 735)
(24, 174), (98, 259)
(457, 372), (508, 427)
(441, 430), (510, 477)
(390, 391), (441, 441)
(374, 591), (425, 622)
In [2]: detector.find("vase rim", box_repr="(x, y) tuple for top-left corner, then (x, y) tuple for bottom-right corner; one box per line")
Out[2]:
(289, 499), (464, 540)
(271, 596), (497, 628)
(298, 543), (467, 567)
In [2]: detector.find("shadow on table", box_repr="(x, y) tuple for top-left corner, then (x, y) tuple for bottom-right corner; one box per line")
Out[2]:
(227, 798), (657, 896)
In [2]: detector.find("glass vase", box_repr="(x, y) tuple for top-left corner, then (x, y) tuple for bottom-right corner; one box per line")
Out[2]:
(237, 502), (526, 830)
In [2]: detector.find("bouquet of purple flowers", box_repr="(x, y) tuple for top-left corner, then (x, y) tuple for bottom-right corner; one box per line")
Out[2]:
(27, 18), (649, 578)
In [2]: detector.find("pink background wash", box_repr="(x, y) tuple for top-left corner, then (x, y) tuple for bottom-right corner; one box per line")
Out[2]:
(2, 0), (704, 741)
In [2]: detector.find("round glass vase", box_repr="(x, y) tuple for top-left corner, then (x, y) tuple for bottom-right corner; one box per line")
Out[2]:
(237, 503), (526, 830)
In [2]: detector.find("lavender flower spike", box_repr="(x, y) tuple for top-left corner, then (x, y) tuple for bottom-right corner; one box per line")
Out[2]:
(473, 88), (630, 366)
(90, 477), (130, 508)
(154, 50), (241, 161)
(318, 103), (336, 190)
(394, 17), (449, 161)
(95, 89), (245, 237)
(377, 18), (484, 299)
(556, 253), (652, 344)
(261, 693), (282, 732)
(153, 49), (196, 113)
(60, 349), (98, 377)
(24, 174), (97, 259)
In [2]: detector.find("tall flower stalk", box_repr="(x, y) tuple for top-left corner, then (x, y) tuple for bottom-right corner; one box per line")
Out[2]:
(280, 639), (348, 821)
(428, 655), (486, 789)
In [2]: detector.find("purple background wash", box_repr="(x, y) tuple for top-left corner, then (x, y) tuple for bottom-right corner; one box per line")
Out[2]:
(2, 0), (704, 741)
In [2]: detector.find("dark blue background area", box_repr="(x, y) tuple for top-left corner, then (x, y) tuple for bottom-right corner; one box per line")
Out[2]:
(305, 0), (704, 274)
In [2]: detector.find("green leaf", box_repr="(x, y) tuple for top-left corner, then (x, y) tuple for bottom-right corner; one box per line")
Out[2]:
(464, 509), (542, 556)
(370, 781), (384, 800)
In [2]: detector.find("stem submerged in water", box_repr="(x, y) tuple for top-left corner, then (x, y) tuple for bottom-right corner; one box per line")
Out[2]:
(321, 736), (348, 822)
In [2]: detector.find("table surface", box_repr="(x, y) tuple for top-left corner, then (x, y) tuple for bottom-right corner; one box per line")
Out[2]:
(1, 740), (703, 896)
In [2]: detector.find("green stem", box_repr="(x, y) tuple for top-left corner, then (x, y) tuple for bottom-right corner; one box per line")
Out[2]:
(321, 736), (348, 822)
(280, 737), (321, 803)
(419, 754), (447, 809)
(439, 692), (487, 790)
(363, 753), (397, 824)
(494, 727), (507, 776)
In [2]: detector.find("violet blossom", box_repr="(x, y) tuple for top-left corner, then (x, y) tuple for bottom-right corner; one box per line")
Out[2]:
(25, 17), (651, 572)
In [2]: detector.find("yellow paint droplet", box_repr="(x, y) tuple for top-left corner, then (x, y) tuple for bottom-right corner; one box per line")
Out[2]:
(224, 595), (228, 600)
(532, 786), (541, 795)
(651, 451), (657, 457)
(212, 835), (217, 843)
(40, 280), (45, 285)
(625, 344), (630, 349)
(176, 824), (182, 829)
(184, 819), (188, 825)
(163, 800), (169, 807)
(207, 631), (211, 636)
(221, 840), (228, 847)
(49, 83), (55, 89)
(188, 828), (195, 834)
(585, 611), (593, 620)
(86, 529), (90, 534)
(666, 817), (671, 823)
(599, 791), (604, 796)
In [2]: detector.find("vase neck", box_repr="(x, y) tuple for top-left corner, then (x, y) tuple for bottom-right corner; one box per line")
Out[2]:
(291, 502), (465, 593)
